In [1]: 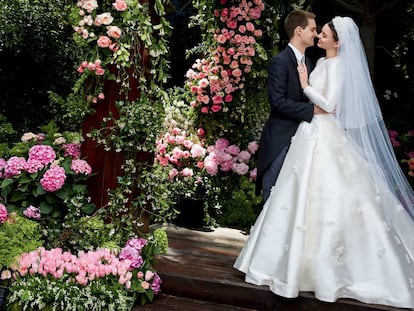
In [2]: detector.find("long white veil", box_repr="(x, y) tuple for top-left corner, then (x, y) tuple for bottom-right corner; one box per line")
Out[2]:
(332, 16), (414, 254)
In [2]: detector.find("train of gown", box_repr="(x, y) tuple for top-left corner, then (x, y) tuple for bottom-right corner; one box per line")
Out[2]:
(234, 114), (414, 308)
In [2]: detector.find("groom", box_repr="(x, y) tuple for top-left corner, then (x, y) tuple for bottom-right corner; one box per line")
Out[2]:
(256, 10), (324, 202)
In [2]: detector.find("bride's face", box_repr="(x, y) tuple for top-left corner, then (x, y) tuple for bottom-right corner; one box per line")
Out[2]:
(317, 24), (338, 51)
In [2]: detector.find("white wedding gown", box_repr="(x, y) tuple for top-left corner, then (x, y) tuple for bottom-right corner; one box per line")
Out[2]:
(234, 57), (414, 308)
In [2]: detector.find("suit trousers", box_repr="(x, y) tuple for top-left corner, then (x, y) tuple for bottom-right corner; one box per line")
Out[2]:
(261, 146), (288, 203)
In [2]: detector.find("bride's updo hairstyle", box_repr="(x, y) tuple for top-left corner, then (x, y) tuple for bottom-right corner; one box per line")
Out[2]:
(327, 21), (338, 42)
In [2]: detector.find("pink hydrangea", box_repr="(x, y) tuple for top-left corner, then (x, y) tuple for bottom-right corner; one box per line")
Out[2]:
(25, 159), (44, 174)
(0, 203), (7, 224)
(62, 143), (81, 159)
(40, 165), (66, 192)
(119, 246), (143, 269)
(23, 205), (41, 219)
(28, 145), (56, 165)
(119, 238), (148, 269)
(71, 159), (92, 175)
(151, 273), (162, 293)
(4, 156), (26, 178)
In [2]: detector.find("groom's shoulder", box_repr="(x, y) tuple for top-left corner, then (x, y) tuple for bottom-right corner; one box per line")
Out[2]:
(273, 47), (291, 60)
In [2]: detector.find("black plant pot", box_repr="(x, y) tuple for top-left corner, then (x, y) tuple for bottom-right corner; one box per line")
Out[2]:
(175, 197), (205, 229)
(0, 287), (9, 311)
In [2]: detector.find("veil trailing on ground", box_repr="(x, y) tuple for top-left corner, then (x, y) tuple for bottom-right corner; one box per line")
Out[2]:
(332, 16), (414, 254)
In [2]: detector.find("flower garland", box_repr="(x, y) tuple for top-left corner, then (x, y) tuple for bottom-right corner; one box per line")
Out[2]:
(185, 0), (265, 114)
(69, 0), (171, 106)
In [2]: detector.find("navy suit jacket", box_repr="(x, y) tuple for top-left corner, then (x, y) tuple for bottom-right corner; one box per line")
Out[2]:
(256, 46), (314, 195)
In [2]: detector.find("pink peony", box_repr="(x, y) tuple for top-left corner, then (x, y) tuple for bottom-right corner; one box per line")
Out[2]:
(249, 168), (257, 181)
(204, 157), (218, 176)
(190, 144), (206, 158)
(226, 145), (240, 156)
(247, 141), (259, 154)
(215, 138), (229, 150)
(40, 165), (66, 192)
(232, 162), (249, 175)
(237, 150), (251, 163)
(181, 167), (194, 177)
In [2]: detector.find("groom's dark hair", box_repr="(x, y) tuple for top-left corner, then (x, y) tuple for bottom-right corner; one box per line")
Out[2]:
(284, 10), (316, 39)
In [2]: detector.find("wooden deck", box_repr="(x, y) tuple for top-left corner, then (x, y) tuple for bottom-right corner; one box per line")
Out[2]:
(136, 224), (411, 311)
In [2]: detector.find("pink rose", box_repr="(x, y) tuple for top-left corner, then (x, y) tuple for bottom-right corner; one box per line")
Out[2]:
(95, 12), (113, 26)
(112, 0), (128, 11)
(107, 26), (122, 39)
(97, 36), (112, 48)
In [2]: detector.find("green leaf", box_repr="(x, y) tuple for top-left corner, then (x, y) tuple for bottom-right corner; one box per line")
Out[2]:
(1, 178), (14, 188)
(9, 190), (28, 202)
(34, 183), (47, 196)
(55, 189), (69, 200)
(81, 203), (95, 214)
(39, 201), (53, 214)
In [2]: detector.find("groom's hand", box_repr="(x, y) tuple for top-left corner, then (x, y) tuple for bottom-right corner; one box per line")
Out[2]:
(314, 105), (328, 114)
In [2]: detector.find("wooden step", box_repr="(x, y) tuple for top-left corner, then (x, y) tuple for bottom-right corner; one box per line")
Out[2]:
(152, 224), (410, 311)
(135, 294), (259, 311)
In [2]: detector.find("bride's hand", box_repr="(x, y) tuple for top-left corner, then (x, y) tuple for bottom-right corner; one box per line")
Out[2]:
(297, 63), (308, 89)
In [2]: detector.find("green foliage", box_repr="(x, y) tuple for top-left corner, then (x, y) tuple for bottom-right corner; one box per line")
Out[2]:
(153, 228), (169, 254)
(62, 215), (123, 251)
(0, 0), (79, 133)
(0, 121), (95, 247)
(0, 213), (43, 268)
(216, 175), (262, 229)
(0, 114), (16, 158)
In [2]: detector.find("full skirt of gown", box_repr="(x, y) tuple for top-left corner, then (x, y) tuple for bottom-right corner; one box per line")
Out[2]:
(234, 114), (414, 308)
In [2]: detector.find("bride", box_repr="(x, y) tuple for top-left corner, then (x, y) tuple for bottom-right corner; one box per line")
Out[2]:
(234, 16), (414, 308)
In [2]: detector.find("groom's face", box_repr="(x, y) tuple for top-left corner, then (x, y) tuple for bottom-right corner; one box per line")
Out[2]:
(301, 18), (317, 48)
